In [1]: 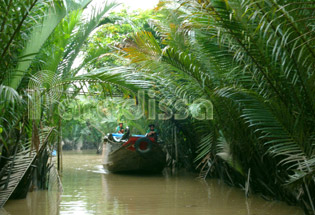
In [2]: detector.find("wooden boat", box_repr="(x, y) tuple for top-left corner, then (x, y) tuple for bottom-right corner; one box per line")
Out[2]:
(102, 132), (166, 173)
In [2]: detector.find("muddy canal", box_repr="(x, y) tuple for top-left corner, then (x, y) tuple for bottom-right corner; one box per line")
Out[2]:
(2, 151), (304, 215)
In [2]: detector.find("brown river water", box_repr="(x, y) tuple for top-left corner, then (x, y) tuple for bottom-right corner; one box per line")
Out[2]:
(1, 150), (304, 215)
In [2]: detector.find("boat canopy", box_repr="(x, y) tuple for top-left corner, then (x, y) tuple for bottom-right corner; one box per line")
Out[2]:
(111, 133), (145, 141)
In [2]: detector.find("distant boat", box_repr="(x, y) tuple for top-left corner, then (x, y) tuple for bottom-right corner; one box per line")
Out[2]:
(102, 132), (166, 173)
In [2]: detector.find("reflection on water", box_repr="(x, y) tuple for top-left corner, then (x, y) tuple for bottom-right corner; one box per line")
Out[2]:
(2, 150), (304, 215)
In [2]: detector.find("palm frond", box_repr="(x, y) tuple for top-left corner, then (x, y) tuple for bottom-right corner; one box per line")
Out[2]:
(216, 87), (314, 180)
(62, 66), (151, 93)
(0, 85), (23, 106)
(58, 0), (118, 78)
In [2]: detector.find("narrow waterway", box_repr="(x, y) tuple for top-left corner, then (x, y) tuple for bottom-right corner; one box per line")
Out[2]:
(2, 151), (304, 215)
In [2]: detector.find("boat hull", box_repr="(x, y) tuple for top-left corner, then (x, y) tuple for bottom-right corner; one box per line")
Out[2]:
(103, 136), (166, 173)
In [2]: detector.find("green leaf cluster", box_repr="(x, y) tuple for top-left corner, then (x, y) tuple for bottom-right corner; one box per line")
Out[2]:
(116, 0), (315, 212)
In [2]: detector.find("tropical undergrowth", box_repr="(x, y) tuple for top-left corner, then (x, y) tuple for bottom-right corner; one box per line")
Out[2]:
(112, 0), (315, 213)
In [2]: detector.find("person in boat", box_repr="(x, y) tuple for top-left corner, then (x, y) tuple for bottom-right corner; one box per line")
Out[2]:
(116, 122), (124, 134)
(146, 124), (158, 141)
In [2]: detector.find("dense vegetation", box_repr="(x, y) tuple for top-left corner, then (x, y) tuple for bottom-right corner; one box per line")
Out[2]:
(0, 0), (314, 213)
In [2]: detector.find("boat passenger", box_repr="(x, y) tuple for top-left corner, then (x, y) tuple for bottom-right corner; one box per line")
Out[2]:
(116, 123), (124, 134)
(146, 124), (158, 141)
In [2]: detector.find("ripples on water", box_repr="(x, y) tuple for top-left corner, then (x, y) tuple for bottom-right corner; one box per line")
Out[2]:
(2, 150), (304, 215)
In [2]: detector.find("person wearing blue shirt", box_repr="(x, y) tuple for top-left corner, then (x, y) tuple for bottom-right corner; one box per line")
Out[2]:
(116, 123), (124, 134)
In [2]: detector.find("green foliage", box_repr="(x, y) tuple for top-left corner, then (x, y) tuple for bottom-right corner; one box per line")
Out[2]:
(117, 0), (315, 213)
(0, 0), (314, 213)
(60, 95), (152, 150)
(0, 0), (138, 201)
(82, 9), (157, 70)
